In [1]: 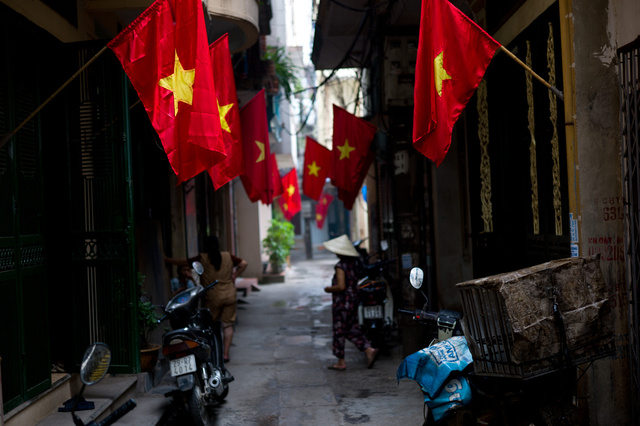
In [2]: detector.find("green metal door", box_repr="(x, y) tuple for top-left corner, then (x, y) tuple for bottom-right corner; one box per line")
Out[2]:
(0, 7), (50, 413)
(67, 45), (138, 373)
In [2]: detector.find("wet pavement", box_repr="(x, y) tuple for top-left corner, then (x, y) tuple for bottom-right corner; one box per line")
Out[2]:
(155, 246), (426, 425)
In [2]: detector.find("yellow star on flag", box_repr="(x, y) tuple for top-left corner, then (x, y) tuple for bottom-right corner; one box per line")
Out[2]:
(316, 213), (322, 221)
(434, 51), (452, 97)
(158, 51), (195, 116)
(218, 100), (233, 132)
(337, 139), (356, 160)
(283, 202), (289, 211)
(307, 161), (321, 177)
(255, 141), (265, 163)
(287, 184), (296, 197)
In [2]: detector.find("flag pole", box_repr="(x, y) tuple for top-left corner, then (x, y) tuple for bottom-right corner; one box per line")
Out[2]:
(0, 45), (109, 149)
(499, 45), (564, 102)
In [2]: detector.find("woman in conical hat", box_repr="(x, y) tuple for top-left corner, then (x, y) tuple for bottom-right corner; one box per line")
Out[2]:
(323, 234), (378, 370)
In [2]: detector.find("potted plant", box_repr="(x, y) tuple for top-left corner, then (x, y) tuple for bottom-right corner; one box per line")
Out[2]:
(137, 273), (161, 372)
(262, 215), (295, 273)
(261, 45), (301, 101)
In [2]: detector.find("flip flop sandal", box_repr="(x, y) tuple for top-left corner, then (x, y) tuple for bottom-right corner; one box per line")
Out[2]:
(327, 365), (346, 371)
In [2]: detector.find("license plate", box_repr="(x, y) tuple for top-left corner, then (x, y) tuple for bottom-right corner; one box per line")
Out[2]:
(170, 354), (197, 377)
(364, 305), (384, 319)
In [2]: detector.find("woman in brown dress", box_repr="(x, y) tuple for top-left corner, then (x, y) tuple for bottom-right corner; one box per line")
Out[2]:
(166, 236), (247, 362)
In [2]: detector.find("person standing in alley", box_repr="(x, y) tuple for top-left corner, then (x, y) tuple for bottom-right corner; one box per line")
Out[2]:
(165, 236), (247, 363)
(323, 234), (378, 370)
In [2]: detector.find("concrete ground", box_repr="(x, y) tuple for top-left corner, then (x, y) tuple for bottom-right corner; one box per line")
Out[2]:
(154, 244), (427, 425)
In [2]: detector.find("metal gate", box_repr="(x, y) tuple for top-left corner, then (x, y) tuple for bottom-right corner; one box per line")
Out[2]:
(619, 37), (640, 424)
(0, 10), (51, 413)
(67, 45), (138, 373)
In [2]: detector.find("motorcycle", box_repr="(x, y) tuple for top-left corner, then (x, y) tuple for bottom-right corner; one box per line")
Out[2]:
(397, 267), (580, 425)
(159, 261), (233, 426)
(68, 343), (137, 426)
(355, 240), (396, 350)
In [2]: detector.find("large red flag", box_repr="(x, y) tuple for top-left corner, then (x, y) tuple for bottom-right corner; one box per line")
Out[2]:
(303, 137), (332, 201)
(413, 0), (500, 166)
(315, 192), (334, 229)
(239, 90), (274, 204)
(278, 168), (301, 220)
(331, 105), (377, 192)
(208, 33), (244, 189)
(108, 0), (226, 183)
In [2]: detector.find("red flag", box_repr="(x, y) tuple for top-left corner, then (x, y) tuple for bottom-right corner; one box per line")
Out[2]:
(413, 0), (500, 166)
(315, 192), (334, 229)
(337, 150), (373, 210)
(278, 169), (301, 220)
(239, 90), (274, 204)
(303, 137), (332, 201)
(270, 154), (284, 199)
(331, 105), (377, 192)
(208, 33), (244, 189)
(108, 0), (226, 183)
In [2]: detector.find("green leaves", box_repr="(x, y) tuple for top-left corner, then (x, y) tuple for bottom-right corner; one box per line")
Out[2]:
(262, 216), (295, 268)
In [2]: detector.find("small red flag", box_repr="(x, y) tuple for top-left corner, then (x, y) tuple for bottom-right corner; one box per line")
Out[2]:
(270, 154), (284, 199)
(337, 150), (373, 210)
(315, 192), (334, 229)
(108, 0), (226, 183)
(278, 168), (301, 220)
(303, 137), (332, 201)
(239, 90), (274, 204)
(413, 0), (500, 166)
(331, 105), (377, 193)
(208, 33), (244, 189)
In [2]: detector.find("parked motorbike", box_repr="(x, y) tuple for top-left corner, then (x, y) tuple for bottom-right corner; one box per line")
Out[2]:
(397, 267), (580, 425)
(159, 261), (233, 426)
(355, 240), (396, 350)
(69, 343), (136, 426)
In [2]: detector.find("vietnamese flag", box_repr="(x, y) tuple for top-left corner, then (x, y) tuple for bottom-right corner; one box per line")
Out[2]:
(208, 33), (244, 189)
(270, 154), (284, 199)
(303, 137), (332, 201)
(108, 0), (226, 183)
(331, 105), (377, 192)
(315, 192), (334, 229)
(278, 169), (301, 220)
(239, 90), (274, 204)
(413, 0), (500, 166)
(337, 150), (373, 210)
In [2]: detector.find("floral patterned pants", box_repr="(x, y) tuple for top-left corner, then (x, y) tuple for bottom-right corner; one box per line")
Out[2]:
(332, 305), (370, 359)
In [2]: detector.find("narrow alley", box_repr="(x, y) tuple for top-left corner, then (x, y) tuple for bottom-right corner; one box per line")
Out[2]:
(155, 246), (425, 425)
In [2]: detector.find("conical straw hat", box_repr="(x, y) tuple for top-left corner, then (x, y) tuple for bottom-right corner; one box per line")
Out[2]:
(323, 234), (359, 257)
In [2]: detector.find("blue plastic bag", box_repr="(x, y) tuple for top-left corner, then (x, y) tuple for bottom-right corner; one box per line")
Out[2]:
(397, 336), (473, 421)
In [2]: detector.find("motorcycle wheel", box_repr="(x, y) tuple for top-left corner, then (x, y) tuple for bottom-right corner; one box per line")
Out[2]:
(187, 376), (215, 426)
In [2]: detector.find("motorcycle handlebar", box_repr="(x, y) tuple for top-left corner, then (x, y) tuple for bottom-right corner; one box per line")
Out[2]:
(398, 308), (438, 323)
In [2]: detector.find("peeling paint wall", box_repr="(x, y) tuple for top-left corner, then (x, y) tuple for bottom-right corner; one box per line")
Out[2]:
(572, 0), (631, 423)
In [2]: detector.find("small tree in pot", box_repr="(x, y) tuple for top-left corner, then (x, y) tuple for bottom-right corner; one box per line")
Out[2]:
(137, 273), (161, 372)
(262, 215), (295, 273)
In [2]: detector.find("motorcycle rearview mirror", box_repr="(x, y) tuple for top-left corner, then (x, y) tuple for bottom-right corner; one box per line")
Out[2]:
(80, 342), (111, 386)
(409, 267), (429, 307)
(409, 267), (424, 289)
(192, 261), (204, 276)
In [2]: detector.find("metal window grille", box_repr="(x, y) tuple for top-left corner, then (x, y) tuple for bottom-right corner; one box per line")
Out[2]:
(619, 37), (640, 425)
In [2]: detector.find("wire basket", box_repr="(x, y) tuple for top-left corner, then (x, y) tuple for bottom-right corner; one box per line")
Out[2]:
(457, 256), (615, 379)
